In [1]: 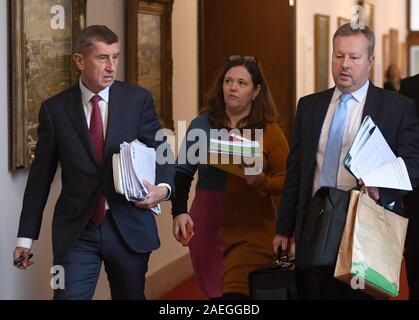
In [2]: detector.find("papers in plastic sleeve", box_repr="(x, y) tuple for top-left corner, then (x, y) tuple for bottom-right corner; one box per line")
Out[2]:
(208, 136), (263, 177)
(209, 138), (261, 157)
(344, 116), (412, 190)
(112, 139), (160, 214)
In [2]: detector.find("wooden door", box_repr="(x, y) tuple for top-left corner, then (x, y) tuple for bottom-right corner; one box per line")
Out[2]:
(199, 0), (296, 139)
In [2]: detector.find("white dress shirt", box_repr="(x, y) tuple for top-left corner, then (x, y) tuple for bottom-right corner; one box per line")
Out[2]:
(17, 80), (170, 249)
(312, 80), (370, 195)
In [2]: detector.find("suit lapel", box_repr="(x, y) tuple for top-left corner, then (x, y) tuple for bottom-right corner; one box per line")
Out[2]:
(104, 82), (124, 161)
(64, 84), (97, 164)
(362, 82), (381, 121)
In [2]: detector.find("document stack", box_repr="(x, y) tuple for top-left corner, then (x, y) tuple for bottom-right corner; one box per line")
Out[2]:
(208, 135), (262, 178)
(209, 136), (262, 157)
(344, 116), (412, 190)
(112, 139), (160, 214)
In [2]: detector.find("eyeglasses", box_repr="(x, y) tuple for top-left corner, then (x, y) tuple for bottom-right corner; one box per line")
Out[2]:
(228, 55), (257, 63)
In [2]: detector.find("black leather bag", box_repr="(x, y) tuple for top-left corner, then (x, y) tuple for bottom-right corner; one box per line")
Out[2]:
(296, 187), (351, 271)
(248, 251), (297, 300)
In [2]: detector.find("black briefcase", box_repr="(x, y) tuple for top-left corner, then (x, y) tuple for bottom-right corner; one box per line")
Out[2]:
(248, 252), (297, 300)
(296, 187), (351, 271)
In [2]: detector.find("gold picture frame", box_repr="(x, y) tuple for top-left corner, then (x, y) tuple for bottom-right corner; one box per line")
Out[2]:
(383, 30), (400, 80)
(314, 14), (330, 92)
(383, 34), (391, 79)
(9, 0), (86, 170)
(358, 0), (374, 30)
(358, 1), (375, 81)
(126, 0), (174, 130)
(389, 29), (399, 66)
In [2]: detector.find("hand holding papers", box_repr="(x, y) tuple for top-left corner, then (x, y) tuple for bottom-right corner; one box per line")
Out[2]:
(112, 139), (161, 214)
(344, 116), (412, 190)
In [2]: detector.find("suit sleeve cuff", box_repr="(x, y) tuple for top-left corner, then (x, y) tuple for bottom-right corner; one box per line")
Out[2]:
(17, 238), (33, 249)
(158, 183), (171, 201)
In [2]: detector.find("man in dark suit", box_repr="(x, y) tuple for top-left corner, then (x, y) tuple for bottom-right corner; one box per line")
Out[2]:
(273, 23), (419, 299)
(12, 25), (174, 299)
(399, 73), (419, 300)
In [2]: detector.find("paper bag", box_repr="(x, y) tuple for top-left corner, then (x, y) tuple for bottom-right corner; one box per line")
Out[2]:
(334, 190), (408, 297)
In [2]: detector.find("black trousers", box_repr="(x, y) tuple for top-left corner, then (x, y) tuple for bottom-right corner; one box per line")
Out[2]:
(295, 267), (374, 300)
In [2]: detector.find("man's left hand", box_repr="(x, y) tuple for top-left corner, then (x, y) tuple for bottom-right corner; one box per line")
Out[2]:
(359, 179), (380, 201)
(133, 181), (168, 209)
(366, 186), (380, 201)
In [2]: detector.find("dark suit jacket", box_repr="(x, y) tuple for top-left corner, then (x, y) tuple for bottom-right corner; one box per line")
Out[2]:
(383, 81), (399, 92)
(400, 74), (419, 115)
(399, 74), (419, 221)
(17, 81), (174, 256)
(276, 83), (419, 244)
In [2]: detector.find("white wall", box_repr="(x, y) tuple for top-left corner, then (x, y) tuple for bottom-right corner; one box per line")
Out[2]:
(87, 0), (126, 81)
(0, 0), (198, 299)
(297, 0), (407, 100)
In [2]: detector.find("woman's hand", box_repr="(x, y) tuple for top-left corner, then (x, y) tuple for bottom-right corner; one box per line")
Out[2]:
(244, 171), (265, 187)
(173, 213), (194, 245)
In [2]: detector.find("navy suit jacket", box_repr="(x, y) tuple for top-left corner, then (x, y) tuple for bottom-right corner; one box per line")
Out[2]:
(276, 82), (419, 244)
(399, 74), (419, 221)
(400, 74), (419, 115)
(17, 81), (175, 255)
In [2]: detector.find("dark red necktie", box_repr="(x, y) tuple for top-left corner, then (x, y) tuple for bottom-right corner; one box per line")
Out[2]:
(89, 95), (106, 224)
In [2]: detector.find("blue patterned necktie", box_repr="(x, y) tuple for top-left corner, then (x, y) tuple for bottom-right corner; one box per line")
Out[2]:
(319, 93), (352, 187)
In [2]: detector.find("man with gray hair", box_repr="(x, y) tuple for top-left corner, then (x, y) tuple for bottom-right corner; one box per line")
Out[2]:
(274, 23), (419, 299)
(13, 25), (174, 299)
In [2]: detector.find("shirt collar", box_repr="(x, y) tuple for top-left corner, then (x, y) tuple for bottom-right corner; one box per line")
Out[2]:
(332, 79), (370, 104)
(79, 78), (110, 105)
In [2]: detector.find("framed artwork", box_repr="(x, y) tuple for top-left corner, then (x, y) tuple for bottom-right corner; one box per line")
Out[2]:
(389, 29), (399, 67)
(407, 0), (419, 75)
(126, 0), (174, 130)
(358, 1), (374, 30)
(399, 42), (407, 78)
(383, 29), (400, 81)
(358, 1), (375, 81)
(9, 0), (86, 170)
(337, 17), (350, 28)
(314, 14), (330, 92)
(383, 34), (391, 79)
(408, 0), (419, 31)
(410, 46), (419, 75)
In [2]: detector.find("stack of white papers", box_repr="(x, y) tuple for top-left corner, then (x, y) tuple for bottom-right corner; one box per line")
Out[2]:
(208, 137), (264, 176)
(112, 139), (160, 214)
(344, 116), (412, 190)
(209, 138), (261, 157)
